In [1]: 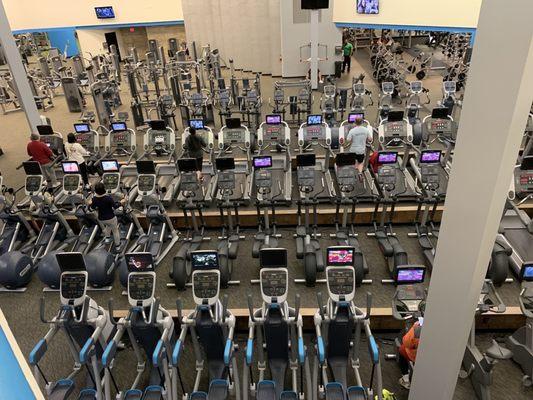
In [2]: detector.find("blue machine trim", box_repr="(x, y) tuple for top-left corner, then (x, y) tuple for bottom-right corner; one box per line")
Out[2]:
(347, 386), (366, 394)
(368, 335), (379, 364)
(79, 388), (97, 396)
(12, 20), (185, 34)
(246, 338), (254, 365)
(298, 337), (305, 364)
(144, 385), (163, 393)
(29, 338), (46, 365)
(190, 391), (208, 400)
(325, 381), (343, 389)
(152, 340), (164, 367)
(257, 380), (275, 389)
(124, 389), (143, 397)
(317, 336), (325, 364)
(79, 337), (94, 364)
(172, 340), (182, 365)
(102, 340), (116, 367)
(209, 379), (229, 389)
(335, 22), (476, 35)
(223, 339), (232, 365)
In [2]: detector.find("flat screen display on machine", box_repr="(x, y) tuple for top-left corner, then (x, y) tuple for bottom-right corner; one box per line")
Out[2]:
(136, 160), (156, 175)
(307, 115), (322, 126)
(178, 158), (199, 172)
(266, 115), (282, 125)
(259, 248), (288, 268)
(327, 248), (354, 266)
(521, 264), (533, 282)
(101, 160), (119, 172)
(23, 161), (42, 176)
(36, 125), (54, 135)
(387, 111), (404, 123)
(378, 152), (398, 164)
(215, 157), (235, 171)
(420, 150), (441, 164)
(189, 119), (205, 130)
(95, 6), (115, 19)
(396, 268), (425, 284)
(253, 156), (272, 169)
(61, 161), (80, 174)
(74, 123), (90, 133)
(56, 252), (86, 272)
(297, 153), (316, 167)
(191, 251), (219, 270)
(226, 118), (241, 129)
(336, 152), (357, 167)
(357, 0), (379, 14)
(111, 122), (127, 132)
(149, 120), (166, 131)
(348, 113), (364, 123)
(125, 253), (154, 272)
(431, 108), (449, 119)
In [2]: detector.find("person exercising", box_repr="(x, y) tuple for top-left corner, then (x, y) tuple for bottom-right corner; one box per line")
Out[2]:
(344, 117), (373, 172)
(65, 133), (90, 187)
(342, 40), (354, 73)
(183, 127), (207, 181)
(27, 132), (59, 188)
(398, 317), (424, 389)
(88, 182), (124, 253)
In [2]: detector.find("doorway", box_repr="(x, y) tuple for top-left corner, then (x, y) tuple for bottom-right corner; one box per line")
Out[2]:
(104, 32), (121, 61)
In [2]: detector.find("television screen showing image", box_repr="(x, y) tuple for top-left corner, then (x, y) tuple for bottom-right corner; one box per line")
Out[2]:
(95, 6), (115, 19)
(357, 0), (379, 14)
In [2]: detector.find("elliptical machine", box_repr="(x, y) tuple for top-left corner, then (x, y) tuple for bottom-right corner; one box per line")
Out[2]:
(29, 252), (114, 400)
(173, 252), (240, 399)
(104, 252), (177, 399)
(243, 248), (312, 400)
(404, 81), (428, 146)
(313, 254), (383, 400)
(459, 280), (512, 400)
(506, 264), (533, 387)
(294, 154), (324, 286)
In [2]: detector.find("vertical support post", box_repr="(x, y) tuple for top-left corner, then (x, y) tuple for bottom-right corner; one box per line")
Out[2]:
(309, 9), (319, 90)
(0, 1), (41, 132)
(409, 1), (533, 399)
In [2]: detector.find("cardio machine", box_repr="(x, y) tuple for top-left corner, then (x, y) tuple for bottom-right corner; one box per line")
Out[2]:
(294, 154), (325, 286)
(243, 250), (312, 400)
(29, 252), (114, 400)
(140, 119), (177, 161)
(313, 258), (384, 400)
(368, 152), (426, 283)
(55, 160), (89, 206)
(173, 253), (240, 400)
(103, 121), (137, 163)
(506, 264), (533, 387)
(459, 280), (512, 400)
(297, 114), (336, 201)
(104, 252), (177, 399)
(72, 122), (101, 173)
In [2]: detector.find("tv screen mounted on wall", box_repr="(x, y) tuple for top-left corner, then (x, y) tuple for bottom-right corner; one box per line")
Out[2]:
(357, 0), (379, 14)
(95, 6), (115, 19)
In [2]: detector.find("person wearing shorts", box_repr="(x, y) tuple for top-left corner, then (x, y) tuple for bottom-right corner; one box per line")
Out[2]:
(344, 117), (373, 172)
(184, 127), (207, 181)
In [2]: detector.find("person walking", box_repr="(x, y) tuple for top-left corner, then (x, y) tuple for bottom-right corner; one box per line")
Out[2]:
(342, 40), (354, 73)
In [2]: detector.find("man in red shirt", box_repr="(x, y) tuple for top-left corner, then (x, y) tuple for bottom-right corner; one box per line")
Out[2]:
(27, 132), (59, 187)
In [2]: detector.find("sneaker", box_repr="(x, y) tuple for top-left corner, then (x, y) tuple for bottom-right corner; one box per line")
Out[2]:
(398, 376), (411, 390)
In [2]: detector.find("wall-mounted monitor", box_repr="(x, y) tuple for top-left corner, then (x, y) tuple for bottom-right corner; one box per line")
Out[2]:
(95, 6), (115, 19)
(357, 0), (379, 14)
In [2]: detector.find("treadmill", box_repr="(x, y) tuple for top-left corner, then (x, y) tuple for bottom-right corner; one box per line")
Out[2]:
(255, 114), (292, 204)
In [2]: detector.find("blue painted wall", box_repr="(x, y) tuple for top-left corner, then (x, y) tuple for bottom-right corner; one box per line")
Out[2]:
(46, 29), (79, 57)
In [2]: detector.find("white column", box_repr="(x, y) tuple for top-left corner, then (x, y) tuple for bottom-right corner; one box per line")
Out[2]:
(309, 9), (319, 89)
(409, 1), (533, 399)
(0, 0), (41, 132)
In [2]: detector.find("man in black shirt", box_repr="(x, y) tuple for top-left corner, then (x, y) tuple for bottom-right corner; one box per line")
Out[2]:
(88, 182), (124, 251)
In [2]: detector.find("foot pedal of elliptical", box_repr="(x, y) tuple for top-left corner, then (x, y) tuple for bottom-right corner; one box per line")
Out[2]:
(325, 382), (346, 400)
(257, 380), (277, 400)
(347, 386), (368, 400)
(77, 389), (97, 400)
(280, 391), (298, 400)
(190, 392), (207, 400)
(207, 379), (229, 400)
(49, 379), (75, 400)
(142, 385), (163, 400)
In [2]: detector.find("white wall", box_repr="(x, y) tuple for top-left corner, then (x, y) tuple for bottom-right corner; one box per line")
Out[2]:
(333, 0), (482, 28)
(76, 29), (118, 57)
(4, 0), (183, 31)
(281, 0), (342, 77)
(182, 0), (281, 75)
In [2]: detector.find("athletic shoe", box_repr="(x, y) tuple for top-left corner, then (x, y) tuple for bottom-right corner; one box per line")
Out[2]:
(398, 376), (411, 390)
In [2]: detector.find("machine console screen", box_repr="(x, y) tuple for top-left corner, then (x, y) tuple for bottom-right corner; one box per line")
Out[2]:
(297, 153), (316, 168)
(191, 251), (219, 270)
(111, 122), (127, 132)
(138, 175), (155, 192)
(128, 274), (155, 301)
(101, 160), (119, 172)
(74, 123), (90, 133)
(353, 83), (365, 95)
(62, 161), (80, 174)
(26, 176), (42, 192)
(420, 150), (441, 164)
(521, 264), (533, 282)
(178, 158), (199, 172)
(429, 119), (452, 134)
(378, 152), (398, 164)
(151, 132), (168, 146)
(125, 253), (154, 272)
(60, 274), (86, 301)
(224, 129), (245, 143)
(327, 268), (355, 296)
(111, 132), (128, 146)
(261, 269), (288, 298)
(216, 157), (235, 171)
(264, 126), (281, 141)
(266, 115), (281, 125)
(307, 115), (322, 126)
(327, 248), (354, 266)
(384, 122), (405, 136)
(431, 108), (449, 120)
(103, 174), (119, 190)
(253, 156), (272, 169)
(336, 153), (357, 167)
(304, 125), (324, 141)
(192, 271), (219, 300)
(410, 81), (422, 93)
(75, 133), (92, 147)
(348, 113), (364, 123)
(518, 172), (533, 190)
(396, 267), (425, 284)
(443, 81), (456, 93)
(189, 119), (205, 130)
(63, 175), (80, 191)
(520, 156), (533, 171)
(259, 248), (288, 268)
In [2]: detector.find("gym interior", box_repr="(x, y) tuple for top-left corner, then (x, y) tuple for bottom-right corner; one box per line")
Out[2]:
(0, 0), (531, 399)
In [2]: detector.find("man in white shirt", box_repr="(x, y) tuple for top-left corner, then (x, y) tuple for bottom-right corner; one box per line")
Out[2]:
(344, 117), (373, 172)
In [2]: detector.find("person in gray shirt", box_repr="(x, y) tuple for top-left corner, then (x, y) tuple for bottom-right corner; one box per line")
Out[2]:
(344, 117), (373, 172)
